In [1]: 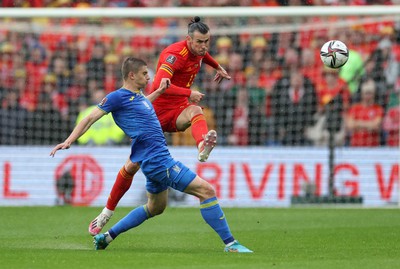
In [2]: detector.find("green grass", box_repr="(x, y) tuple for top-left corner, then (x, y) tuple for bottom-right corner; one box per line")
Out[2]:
(1, 207), (399, 269)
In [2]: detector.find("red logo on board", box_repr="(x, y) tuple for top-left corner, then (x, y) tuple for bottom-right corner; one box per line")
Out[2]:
(55, 155), (103, 206)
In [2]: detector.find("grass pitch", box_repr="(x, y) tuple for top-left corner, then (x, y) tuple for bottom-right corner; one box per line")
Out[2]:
(0, 206), (399, 269)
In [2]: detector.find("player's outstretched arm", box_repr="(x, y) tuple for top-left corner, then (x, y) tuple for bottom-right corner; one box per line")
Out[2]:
(146, 78), (170, 103)
(50, 107), (106, 157)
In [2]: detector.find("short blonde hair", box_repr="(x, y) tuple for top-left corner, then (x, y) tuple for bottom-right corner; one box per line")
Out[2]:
(361, 79), (376, 94)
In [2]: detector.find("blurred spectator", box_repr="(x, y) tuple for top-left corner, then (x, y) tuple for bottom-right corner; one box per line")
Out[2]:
(104, 53), (121, 93)
(51, 40), (78, 72)
(353, 53), (387, 109)
(271, 31), (297, 67)
(228, 88), (249, 146)
(0, 90), (27, 145)
(306, 67), (350, 146)
(87, 41), (106, 82)
(300, 47), (322, 86)
(374, 38), (399, 91)
(382, 84), (400, 147)
(281, 46), (301, 76)
(246, 73), (269, 145)
(41, 73), (69, 117)
(24, 92), (69, 145)
(76, 89), (126, 146)
(220, 52), (246, 91)
(345, 79), (384, 147)
(0, 42), (15, 91)
(23, 43), (48, 111)
(49, 56), (72, 94)
(270, 67), (317, 145)
(215, 36), (233, 60)
(66, 63), (89, 105)
(245, 36), (268, 75)
(258, 56), (282, 117)
(339, 48), (365, 96)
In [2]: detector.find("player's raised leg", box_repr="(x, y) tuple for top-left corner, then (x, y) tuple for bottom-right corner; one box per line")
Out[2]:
(89, 160), (140, 235)
(197, 129), (217, 162)
(176, 105), (217, 162)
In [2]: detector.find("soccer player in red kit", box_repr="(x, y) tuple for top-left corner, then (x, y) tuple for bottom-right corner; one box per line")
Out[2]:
(151, 16), (230, 162)
(88, 16), (231, 236)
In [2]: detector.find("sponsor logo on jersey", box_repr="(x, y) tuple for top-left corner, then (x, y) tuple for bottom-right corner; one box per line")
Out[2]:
(130, 96), (135, 101)
(166, 55), (177, 64)
(99, 97), (107, 106)
(142, 100), (150, 109)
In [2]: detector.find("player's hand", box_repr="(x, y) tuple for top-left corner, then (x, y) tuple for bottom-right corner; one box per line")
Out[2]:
(49, 142), (71, 157)
(189, 91), (204, 103)
(214, 65), (231, 84)
(158, 78), (171, 93)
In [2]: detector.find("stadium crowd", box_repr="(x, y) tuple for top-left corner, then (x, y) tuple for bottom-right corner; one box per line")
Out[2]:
(0, 1), (399, 147)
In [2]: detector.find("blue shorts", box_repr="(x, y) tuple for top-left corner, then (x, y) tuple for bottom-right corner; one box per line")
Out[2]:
(140, 156), (196, 194)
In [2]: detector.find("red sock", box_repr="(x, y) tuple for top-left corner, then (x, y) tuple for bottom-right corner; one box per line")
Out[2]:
(106, 166), (134, 210)
(191, 114), (208, 146)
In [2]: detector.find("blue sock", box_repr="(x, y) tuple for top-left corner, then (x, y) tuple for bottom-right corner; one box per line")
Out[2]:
(200, 197), (235, 245)
(108, 205), (152, 239)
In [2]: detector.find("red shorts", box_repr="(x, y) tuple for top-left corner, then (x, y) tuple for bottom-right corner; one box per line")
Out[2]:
(154, 103), (193, 132)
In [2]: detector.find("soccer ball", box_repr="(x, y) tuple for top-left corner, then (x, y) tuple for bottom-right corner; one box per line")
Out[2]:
(320, 40), (349, 69)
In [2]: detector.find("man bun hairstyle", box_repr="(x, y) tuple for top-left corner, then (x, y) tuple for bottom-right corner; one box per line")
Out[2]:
(188, 16), (209, 36)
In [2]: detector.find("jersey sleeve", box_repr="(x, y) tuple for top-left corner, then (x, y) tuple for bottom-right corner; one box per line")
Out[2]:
(376, 105), (384, 118)
(152, 53), (191, 97)
(203, 52), (219, 69)
(97, 91), (120, 114)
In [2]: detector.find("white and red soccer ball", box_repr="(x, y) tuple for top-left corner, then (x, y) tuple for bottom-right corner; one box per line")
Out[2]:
(320, 40), (349, 69)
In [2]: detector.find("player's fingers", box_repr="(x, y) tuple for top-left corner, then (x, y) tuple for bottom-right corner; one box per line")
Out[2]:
(50, 148), (58, 157)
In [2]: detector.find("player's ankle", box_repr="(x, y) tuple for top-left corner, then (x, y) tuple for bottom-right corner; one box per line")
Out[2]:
(198, 141), (204, 151)
(102, 207), (114, 218)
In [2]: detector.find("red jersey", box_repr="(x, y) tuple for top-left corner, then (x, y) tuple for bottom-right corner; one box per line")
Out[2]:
(383, 106), (400, 147)
(151, 40), (218, 109)
(315, 78), (350, 109)
(347, 103), (384, 147)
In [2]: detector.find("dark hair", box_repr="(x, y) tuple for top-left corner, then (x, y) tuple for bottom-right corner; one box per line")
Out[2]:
(121, 57), (147, 80)
(188, 16), (209, 36)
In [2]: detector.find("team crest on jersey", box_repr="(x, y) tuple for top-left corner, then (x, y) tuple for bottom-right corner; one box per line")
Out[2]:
(172, 165), (181, 173)
(99, 97), (107, 106)
(166, 55), (176, 64)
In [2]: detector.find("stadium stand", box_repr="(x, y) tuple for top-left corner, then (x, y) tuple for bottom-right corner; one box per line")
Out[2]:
(0, 1), (399, 147)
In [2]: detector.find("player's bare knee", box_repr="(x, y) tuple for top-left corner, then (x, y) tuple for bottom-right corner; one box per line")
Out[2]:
(125, 160), (140, 174)
(147, 203), (166, 216)
(197, 181), (216, 200)
(191, 106), (203, 117)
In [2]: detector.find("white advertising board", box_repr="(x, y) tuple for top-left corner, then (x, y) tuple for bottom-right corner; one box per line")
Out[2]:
(0, 146), (398, 207)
